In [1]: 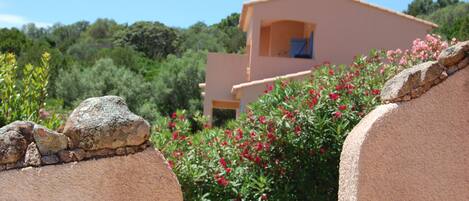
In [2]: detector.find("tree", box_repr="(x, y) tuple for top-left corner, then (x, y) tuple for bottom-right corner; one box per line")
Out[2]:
(214, 13), (246, 53)
(405, 0), (461, 16)
(425, 3), (469, 40)
(152, 50), (206, 115)
(113, 21), (180, 60)
(0, 28), (29, 55)
(50, 21), (90, 52)
(180, 22), (225, 52)
(405, 0), (436, 16)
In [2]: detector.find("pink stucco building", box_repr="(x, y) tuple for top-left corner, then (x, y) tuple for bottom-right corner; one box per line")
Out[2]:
(200, 0), (437, 123)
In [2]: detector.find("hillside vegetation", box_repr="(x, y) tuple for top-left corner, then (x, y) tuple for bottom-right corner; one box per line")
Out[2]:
(0, 14), (245, 127)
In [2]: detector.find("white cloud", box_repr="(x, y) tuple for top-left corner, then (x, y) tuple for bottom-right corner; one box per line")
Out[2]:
(0, 14), (51, 28)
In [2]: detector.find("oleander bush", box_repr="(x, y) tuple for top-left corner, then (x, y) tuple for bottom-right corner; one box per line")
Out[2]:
(151, 34), (451, 201)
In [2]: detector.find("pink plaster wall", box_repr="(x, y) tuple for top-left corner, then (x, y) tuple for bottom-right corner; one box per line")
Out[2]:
(268, 20), (305, 57)
(339, 67), (469, 201)
(248, 0), (433, 80)
(203, 53), (248, 116)
(203, 0), (434, 118)
(0, 148), (183, 201)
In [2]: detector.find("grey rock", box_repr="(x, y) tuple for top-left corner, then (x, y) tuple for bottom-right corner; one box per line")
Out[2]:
(381, 61), (445, 101)
(33, 125), (68, 155)
(115, 147), (126, 155)
(41, 154), (60, 165)
(86, 148), (115, 158)
(58, 149), (85, 163)
(438, 41), (469, 67)
(63, 96), (150, 151)
(24, 142), (41, 167)
(0, 121), (35, 142)
(447, 65), (459, 76)
(0, 130), (28, 165)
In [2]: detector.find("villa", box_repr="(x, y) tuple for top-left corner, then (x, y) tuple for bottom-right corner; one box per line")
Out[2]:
(200, 0), (437, 123)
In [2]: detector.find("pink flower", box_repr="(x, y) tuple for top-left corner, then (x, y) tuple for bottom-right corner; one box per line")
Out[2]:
(167, 160), (174, 169)
(171, 112), (177, 119)
(259, 116), (267, 124)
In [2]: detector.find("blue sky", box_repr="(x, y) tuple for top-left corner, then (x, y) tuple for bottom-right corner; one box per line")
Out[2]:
(0, 0), (414, 28)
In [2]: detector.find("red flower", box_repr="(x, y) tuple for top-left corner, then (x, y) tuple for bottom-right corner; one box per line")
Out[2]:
(264, 84), (274, 93)
(333, 111), (342, 118)
(309, 97), (318, 109)
(168, 122), (176, 129)
(261, 194), (268, 200)
(171, 112), (177, 119)
(320, 147), (327, 155)
(335, 85), (343, 91)
(235, 128), (243, 141)
(267, 132), (276, 141)
(309, 89), (316, 95)
(219, 158), (228, 168)
(372, 89), (381, 95)
(225, 167), (232, 174)
(172, 131), (179, 140)
(250, 131), (256, 138)
(294, 126), (302, 135)
(179, 135), (187, 141)
(329, 93), (340, 101)
(338, 105), (347, 111)
(255, 156), (262, 164)
(259, 116), (267, 124)
(215, 174), (229, 187)
(256, 142), (263, 151)
(225, 130), (233, 138)
(329, 69), (335, 75)
(221, 141), (228, 146)
(203, 124), (210, 129)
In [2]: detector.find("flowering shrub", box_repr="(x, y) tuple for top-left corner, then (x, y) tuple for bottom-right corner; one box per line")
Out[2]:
(386, 34), (456, 71)
(151, 35), (449, 201)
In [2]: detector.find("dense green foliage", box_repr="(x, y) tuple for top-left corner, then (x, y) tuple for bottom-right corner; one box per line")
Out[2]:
(152, 35), (449, 200)
(404, 0), (460, 16)
(0, 53), (61, 128)
(424, 3), (469, 40)
(405, 0), (468, 40)
(0, 13), (245, 124)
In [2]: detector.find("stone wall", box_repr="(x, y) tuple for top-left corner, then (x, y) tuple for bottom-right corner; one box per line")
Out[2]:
(0, 96), (182, 201)
(338, 41), (469, 201)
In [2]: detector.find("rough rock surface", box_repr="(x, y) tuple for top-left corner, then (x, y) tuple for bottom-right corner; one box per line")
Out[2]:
(0, 131), (28, 165)
(381, 61), (445, 101)
(438, 41), (468, 66)
(24, 142), (41, 166)
(33, 125), (68, 155)
(0, 121), (35, 142)
(63, 96), (150, 150)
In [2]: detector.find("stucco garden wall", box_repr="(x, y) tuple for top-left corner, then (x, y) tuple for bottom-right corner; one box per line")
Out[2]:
(0, 148), (182, 201)
(339, 41), (469, 201)
(0, 96), (182, 201)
